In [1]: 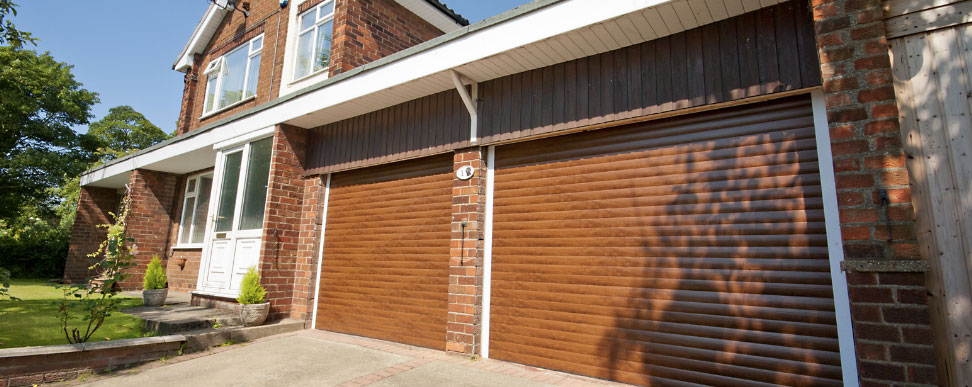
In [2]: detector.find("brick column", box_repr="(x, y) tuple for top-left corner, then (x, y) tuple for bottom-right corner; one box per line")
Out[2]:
(446, 148), (486, 355)
(123, 169), (179, 290)
(63, 186), (120, 283)
(258, 125), (308, 321)
(292, 175), (324, 325)
(811, 0), (937, 385)
(175, 53), (201, 136)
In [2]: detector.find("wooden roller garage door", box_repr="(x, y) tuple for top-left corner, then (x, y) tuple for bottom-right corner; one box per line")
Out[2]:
(489, 95), (842, 386)
(315, 155), (453, 350)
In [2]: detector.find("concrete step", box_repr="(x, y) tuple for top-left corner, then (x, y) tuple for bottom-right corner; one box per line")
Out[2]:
(180, 318), (306, 353)
(122, 303), (243, 335)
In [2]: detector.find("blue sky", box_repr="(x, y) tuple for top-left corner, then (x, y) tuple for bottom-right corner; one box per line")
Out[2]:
(11, 0), (531, 134)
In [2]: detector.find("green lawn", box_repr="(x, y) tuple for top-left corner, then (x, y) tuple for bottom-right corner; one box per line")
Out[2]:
(0, 279), (145, 348)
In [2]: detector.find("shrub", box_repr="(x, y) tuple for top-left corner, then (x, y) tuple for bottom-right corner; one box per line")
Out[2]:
(142, 256), (166, 290)
(236, 267), (266, 305)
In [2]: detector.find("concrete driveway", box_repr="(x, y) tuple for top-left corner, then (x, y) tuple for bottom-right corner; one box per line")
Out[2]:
(77, 330), (624, 387)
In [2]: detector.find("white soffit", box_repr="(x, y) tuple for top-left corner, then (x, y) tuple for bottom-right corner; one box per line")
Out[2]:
(84, 0), (782, 188)
(173, 4), (228, 72)
(395, 0), (465, 33)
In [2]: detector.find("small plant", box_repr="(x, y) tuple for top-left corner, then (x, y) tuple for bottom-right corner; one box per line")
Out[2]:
(142, 256), (166, 290)
(212, 322), (222, 329)
(236, 267), (266, 305)
(220, 340), (235, 347)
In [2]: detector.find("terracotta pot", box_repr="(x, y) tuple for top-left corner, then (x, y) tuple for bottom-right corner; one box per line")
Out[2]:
(239, 302), (270, 326)
(142, 288), (168, 307)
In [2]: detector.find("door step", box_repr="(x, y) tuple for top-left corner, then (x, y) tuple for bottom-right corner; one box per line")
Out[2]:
(122, 292), (243, 335)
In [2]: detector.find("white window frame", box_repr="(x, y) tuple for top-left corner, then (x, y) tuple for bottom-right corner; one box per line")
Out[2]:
(176, 172), (215, 248)
(293, 0), (335, 82)
(201, 34), (264, 117)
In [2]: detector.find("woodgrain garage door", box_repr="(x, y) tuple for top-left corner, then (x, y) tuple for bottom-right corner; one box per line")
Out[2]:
(489, 95), (842, 386)
(315, 155), (452, 350)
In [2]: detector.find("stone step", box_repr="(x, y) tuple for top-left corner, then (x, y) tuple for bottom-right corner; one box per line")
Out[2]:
(122, 303), (243, 335)
(181, 319), (306, 353)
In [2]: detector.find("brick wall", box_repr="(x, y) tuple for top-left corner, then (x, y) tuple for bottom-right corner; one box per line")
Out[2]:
(122, 170), (179, 290)
(290, 175), (325, 324)
(329, 0), (444, 76)
(445, 148), (486, 355)
(63, 187), (120, 283)
(258, 125), (308, 320)
(163, 171), (212, 293)
(178, 1), (290, 135)
(811, 0), (937, 385)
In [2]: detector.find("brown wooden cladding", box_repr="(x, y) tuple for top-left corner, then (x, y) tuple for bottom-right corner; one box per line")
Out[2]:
(314, 154), (453, 350)
(488, 95), (842, 386)
(303, 0), (820, 175)
(305, 89), (471, 175)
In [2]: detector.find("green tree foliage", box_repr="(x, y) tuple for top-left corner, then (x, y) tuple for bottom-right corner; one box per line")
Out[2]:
(142, 256), (166, 290)
(236, 267), (266, 304)
(0, 205), (70, 278)
(0, 1), (35, 49)
(88, 105), (169, 163)
(0, 47), (99, 221)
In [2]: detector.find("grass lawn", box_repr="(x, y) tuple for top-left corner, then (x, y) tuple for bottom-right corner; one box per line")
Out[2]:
(0, 279), (145, 348)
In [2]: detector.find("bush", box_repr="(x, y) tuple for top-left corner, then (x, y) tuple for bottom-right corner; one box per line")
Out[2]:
(142, 256), (166, 290)
(236, 267), (266, 304)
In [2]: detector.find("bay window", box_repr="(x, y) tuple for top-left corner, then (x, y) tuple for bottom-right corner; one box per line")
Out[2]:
(294, 0), (334, 80)
(203, 35), (263, 115)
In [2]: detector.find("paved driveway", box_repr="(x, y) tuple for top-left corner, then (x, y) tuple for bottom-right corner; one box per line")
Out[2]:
(79, 330), (624, 387)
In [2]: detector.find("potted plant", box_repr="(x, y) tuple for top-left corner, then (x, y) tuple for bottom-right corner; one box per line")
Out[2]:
(237, 267), (269, 326)
(142, 256), (167, 307)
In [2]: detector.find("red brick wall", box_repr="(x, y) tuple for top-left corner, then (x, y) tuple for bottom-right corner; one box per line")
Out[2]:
(290, 175), (324, 324)
(63, 187), (120, 283)
(811, 0), (937, 385)
(122, 170), (179, 290)
(258, 125), (308, 320)
(446, 148), (486, 354)
(178, 1), (291, 135)
(329, 0), (444, 76)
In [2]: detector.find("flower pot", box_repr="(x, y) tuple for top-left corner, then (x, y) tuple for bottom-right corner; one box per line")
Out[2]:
(239, 302), (270, 326)
(142, 288), (168, 307)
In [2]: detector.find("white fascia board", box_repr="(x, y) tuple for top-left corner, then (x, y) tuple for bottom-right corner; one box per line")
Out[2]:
(84, 0), (675, 187)
(173, 5), (228, 72)
(394, 0), (464, 33)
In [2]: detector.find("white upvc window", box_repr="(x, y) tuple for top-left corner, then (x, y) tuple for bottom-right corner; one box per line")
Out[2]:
(203, 34), (264, 115)
(294, 0), (335, 80)
(177, 173), (215, 247)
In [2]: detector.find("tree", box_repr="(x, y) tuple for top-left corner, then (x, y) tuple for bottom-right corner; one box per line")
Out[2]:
(88, 105), (169, 163)
(0, 47), (99, 221)
(0, 0), (35, 49)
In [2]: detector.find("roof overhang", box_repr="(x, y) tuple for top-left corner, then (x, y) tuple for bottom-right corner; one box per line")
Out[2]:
(173, 4), (229, 72)
(86, 0), (783, 188)
(395, 0), (467, 32)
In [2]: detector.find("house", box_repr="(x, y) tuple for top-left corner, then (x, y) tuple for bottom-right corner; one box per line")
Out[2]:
(64, 0), (970, 385)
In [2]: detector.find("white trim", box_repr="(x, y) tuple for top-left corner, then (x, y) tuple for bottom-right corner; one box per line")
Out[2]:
(310, 173), (332, 329)
(393, 0), (464, 33)
(481, 145), (495, 358)
(293, 0), (335, 82)
(175, 171), (215, 248)
(450, 70), (479, 143)
(174, 5), (229, 72)
(213, 127), (276, 150)
(811, 90), (859, 387)
(202, 34), (265, 116)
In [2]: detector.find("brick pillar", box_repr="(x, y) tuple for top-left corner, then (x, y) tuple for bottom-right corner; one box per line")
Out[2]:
(446, 147), (486, 355)
(175, 53), (201, 136)
(292, 175), (324, 325)
(63, 186), (120, 283)
(258, 125), (308, 321)
(811, 0), (937, 385)
(123, 169), (179, 290)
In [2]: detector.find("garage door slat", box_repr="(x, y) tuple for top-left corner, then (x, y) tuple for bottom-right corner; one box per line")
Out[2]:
(489, 95), (842, 385)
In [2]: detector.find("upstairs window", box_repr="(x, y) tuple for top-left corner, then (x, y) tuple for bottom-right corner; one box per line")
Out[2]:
(203, 35), (264, 115)
(294, 0), (334, 80)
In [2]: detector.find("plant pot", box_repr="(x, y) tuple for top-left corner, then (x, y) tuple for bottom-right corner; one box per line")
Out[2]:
(239, 302), (270, 327)
(142, 288), (168, 307)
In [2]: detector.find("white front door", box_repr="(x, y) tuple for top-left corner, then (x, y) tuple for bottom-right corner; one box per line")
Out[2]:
(198, 136), (273, 296)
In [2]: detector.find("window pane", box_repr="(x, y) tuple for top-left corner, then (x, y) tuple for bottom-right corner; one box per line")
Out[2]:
(295, 30), (314, 79)
(179, 197), (196, 244)
(300, 10), (315, 31)
(244, 53), (261, 99)
(215, 152), (243, 232)
(318, 1), (334, 17)
(190, 176), (213, 244)
(314, 20), (333, 72)
(219, 47), (248, 108)
(187, 178), (197, 194)
(205, 75), (218, 113)
(239, 137), (273, 230)
(250, 36), (263, 53)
